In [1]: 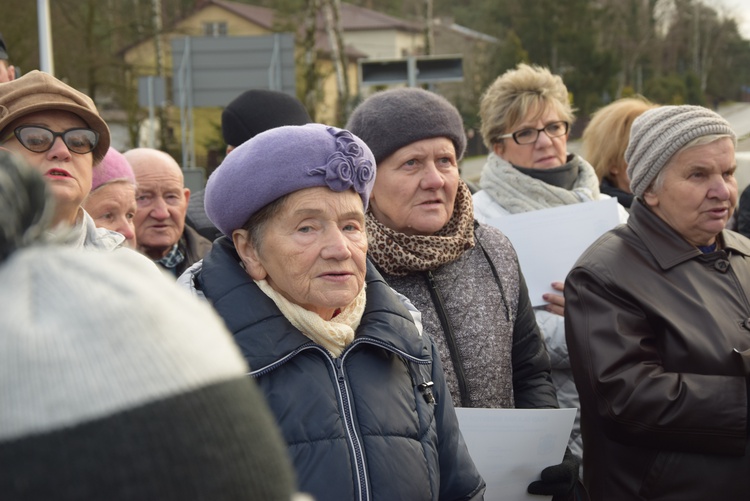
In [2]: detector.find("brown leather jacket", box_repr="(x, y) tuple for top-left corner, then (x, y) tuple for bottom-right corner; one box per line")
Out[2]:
(565, 199), (750, 501)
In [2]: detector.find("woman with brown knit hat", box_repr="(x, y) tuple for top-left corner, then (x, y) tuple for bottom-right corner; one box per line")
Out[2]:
(0, 70), (122, 250)
(347, 87), (582, 500)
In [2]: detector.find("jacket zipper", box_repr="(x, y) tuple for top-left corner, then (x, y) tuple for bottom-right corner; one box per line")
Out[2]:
(425, 270), (471, 407)
(333, 355), (370, 501)
(251, 340), (429, 501)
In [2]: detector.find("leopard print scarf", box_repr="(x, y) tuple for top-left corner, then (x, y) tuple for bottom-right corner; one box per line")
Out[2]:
(366, 180), (475, 276)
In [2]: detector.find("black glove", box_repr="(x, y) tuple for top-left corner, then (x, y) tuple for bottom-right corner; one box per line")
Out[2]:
(527, 448), (580, 498)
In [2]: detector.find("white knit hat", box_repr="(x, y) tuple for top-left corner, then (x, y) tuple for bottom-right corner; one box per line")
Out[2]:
(625, 105), (736, 197)
(0, 243), (297, 499)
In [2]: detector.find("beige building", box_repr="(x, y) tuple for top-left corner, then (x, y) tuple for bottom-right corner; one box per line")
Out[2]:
(121, 0), (431, 167)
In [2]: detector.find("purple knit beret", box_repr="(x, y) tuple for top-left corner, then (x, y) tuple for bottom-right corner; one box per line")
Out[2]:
(205, 123), (376, 236)
(91, 147), (136, 191)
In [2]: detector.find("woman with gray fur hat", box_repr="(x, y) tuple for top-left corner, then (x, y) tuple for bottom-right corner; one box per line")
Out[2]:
(565, 105), (750, 501)
(347, 87), (582, 500)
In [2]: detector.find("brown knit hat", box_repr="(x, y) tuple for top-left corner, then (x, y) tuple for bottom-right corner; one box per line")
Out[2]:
(0, 70), (110, 165)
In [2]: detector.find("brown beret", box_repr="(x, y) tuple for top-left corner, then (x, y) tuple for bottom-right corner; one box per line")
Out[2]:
(0, 70), (110, 165)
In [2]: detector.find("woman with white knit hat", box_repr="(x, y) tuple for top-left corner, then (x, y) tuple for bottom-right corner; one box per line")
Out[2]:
(565, 105), (750, 501)
(0, 150), (304, 501)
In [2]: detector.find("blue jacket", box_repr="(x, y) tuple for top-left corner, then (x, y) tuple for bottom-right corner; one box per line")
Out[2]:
(195, 239), (485, 501)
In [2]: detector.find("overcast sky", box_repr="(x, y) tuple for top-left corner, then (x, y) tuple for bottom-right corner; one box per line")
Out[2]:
(713, 0), (750, 38)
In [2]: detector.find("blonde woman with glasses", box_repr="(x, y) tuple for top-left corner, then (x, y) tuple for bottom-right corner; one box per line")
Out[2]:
(472, 63), (628, 466)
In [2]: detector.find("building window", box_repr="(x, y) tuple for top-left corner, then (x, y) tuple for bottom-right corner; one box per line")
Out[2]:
(203, 22), (228, 37)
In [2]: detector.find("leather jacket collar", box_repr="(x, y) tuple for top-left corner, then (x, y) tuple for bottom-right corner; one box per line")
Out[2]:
(628, 198), (750, 270)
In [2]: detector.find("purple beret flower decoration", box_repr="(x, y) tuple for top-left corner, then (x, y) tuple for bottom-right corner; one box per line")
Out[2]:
(308, 127), (374, 195)
(335, 132), (364, 158)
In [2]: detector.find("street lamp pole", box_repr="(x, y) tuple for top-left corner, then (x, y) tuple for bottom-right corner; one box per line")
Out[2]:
(37, 0), (54, 75)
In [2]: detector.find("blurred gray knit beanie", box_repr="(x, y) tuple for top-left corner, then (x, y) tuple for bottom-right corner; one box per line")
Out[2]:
(0, 151), (297, 500)
(625, 105), (736, 198)
(0, 248), (298, 500)
(346, 87), (467, 163)
(0, 246), (298, 500)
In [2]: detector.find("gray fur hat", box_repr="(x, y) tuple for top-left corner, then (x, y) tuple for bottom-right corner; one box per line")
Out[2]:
(625, 105), (736, 198)
(346, 87), (466, 163)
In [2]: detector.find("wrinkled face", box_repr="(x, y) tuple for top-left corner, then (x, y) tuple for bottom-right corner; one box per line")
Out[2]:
(234, 187), (368, 321)
(370, 137), (459, 236)
(493, 106), (568, 169)
(644, 137), (737, 247)
(1, 110), (93, 226)
(132, 157), (189, 259)
(83, 181), (138, 249)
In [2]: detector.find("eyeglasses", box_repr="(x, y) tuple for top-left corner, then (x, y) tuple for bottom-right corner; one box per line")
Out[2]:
(497, 121), (569, 145)
(6, 125), (99, 154)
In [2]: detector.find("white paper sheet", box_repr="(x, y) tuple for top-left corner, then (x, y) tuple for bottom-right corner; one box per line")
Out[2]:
(456, 407), (577, 501)
(484, 198), (621, 306)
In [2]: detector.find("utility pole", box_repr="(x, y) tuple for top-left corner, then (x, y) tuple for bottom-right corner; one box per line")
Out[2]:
(322, 0), (349, 125)
(424, 0), (434, 55)
(152, 0), (168, 150)
(693, 2), (700, 76)
(37, 0), (54, 74)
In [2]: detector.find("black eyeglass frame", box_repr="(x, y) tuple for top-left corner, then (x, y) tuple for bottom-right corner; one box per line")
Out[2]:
(5, 125), (99, 154)
(496, 121), (570, 145)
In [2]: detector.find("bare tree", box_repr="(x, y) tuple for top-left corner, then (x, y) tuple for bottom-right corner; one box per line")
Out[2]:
(322, 0), (350, 125)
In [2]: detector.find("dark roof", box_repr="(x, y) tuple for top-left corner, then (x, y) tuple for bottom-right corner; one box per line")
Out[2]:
(205, 0), (276, 30)
(121, 0), (393, 60)
(196, 0), (377, 59)
(335, 3), (421, 32)
(202, 0), (420, 33)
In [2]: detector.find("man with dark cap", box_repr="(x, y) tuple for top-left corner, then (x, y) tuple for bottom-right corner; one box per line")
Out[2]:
(0, 32), (16, 83)
(185, 89), (311, 241)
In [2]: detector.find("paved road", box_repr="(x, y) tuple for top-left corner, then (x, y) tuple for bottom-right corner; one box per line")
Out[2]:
(460, 101), (750, 185)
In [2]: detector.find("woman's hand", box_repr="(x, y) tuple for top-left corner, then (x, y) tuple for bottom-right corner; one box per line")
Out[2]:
(542, 282), (565, 317)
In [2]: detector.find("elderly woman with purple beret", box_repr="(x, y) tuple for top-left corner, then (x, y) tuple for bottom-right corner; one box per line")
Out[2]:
(177, 123), (485, 501)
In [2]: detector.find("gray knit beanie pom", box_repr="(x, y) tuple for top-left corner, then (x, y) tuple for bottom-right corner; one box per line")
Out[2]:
(346, 87), (466, 163)
(625, 105), (736, 197)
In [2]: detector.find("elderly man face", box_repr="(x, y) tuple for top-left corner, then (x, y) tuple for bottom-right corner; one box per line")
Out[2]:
(125, 148), (190, 260)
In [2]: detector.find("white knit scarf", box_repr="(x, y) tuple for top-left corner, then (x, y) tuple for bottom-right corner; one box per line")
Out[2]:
(255, 279), (367, 358)
(479, 153), (601, 214)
